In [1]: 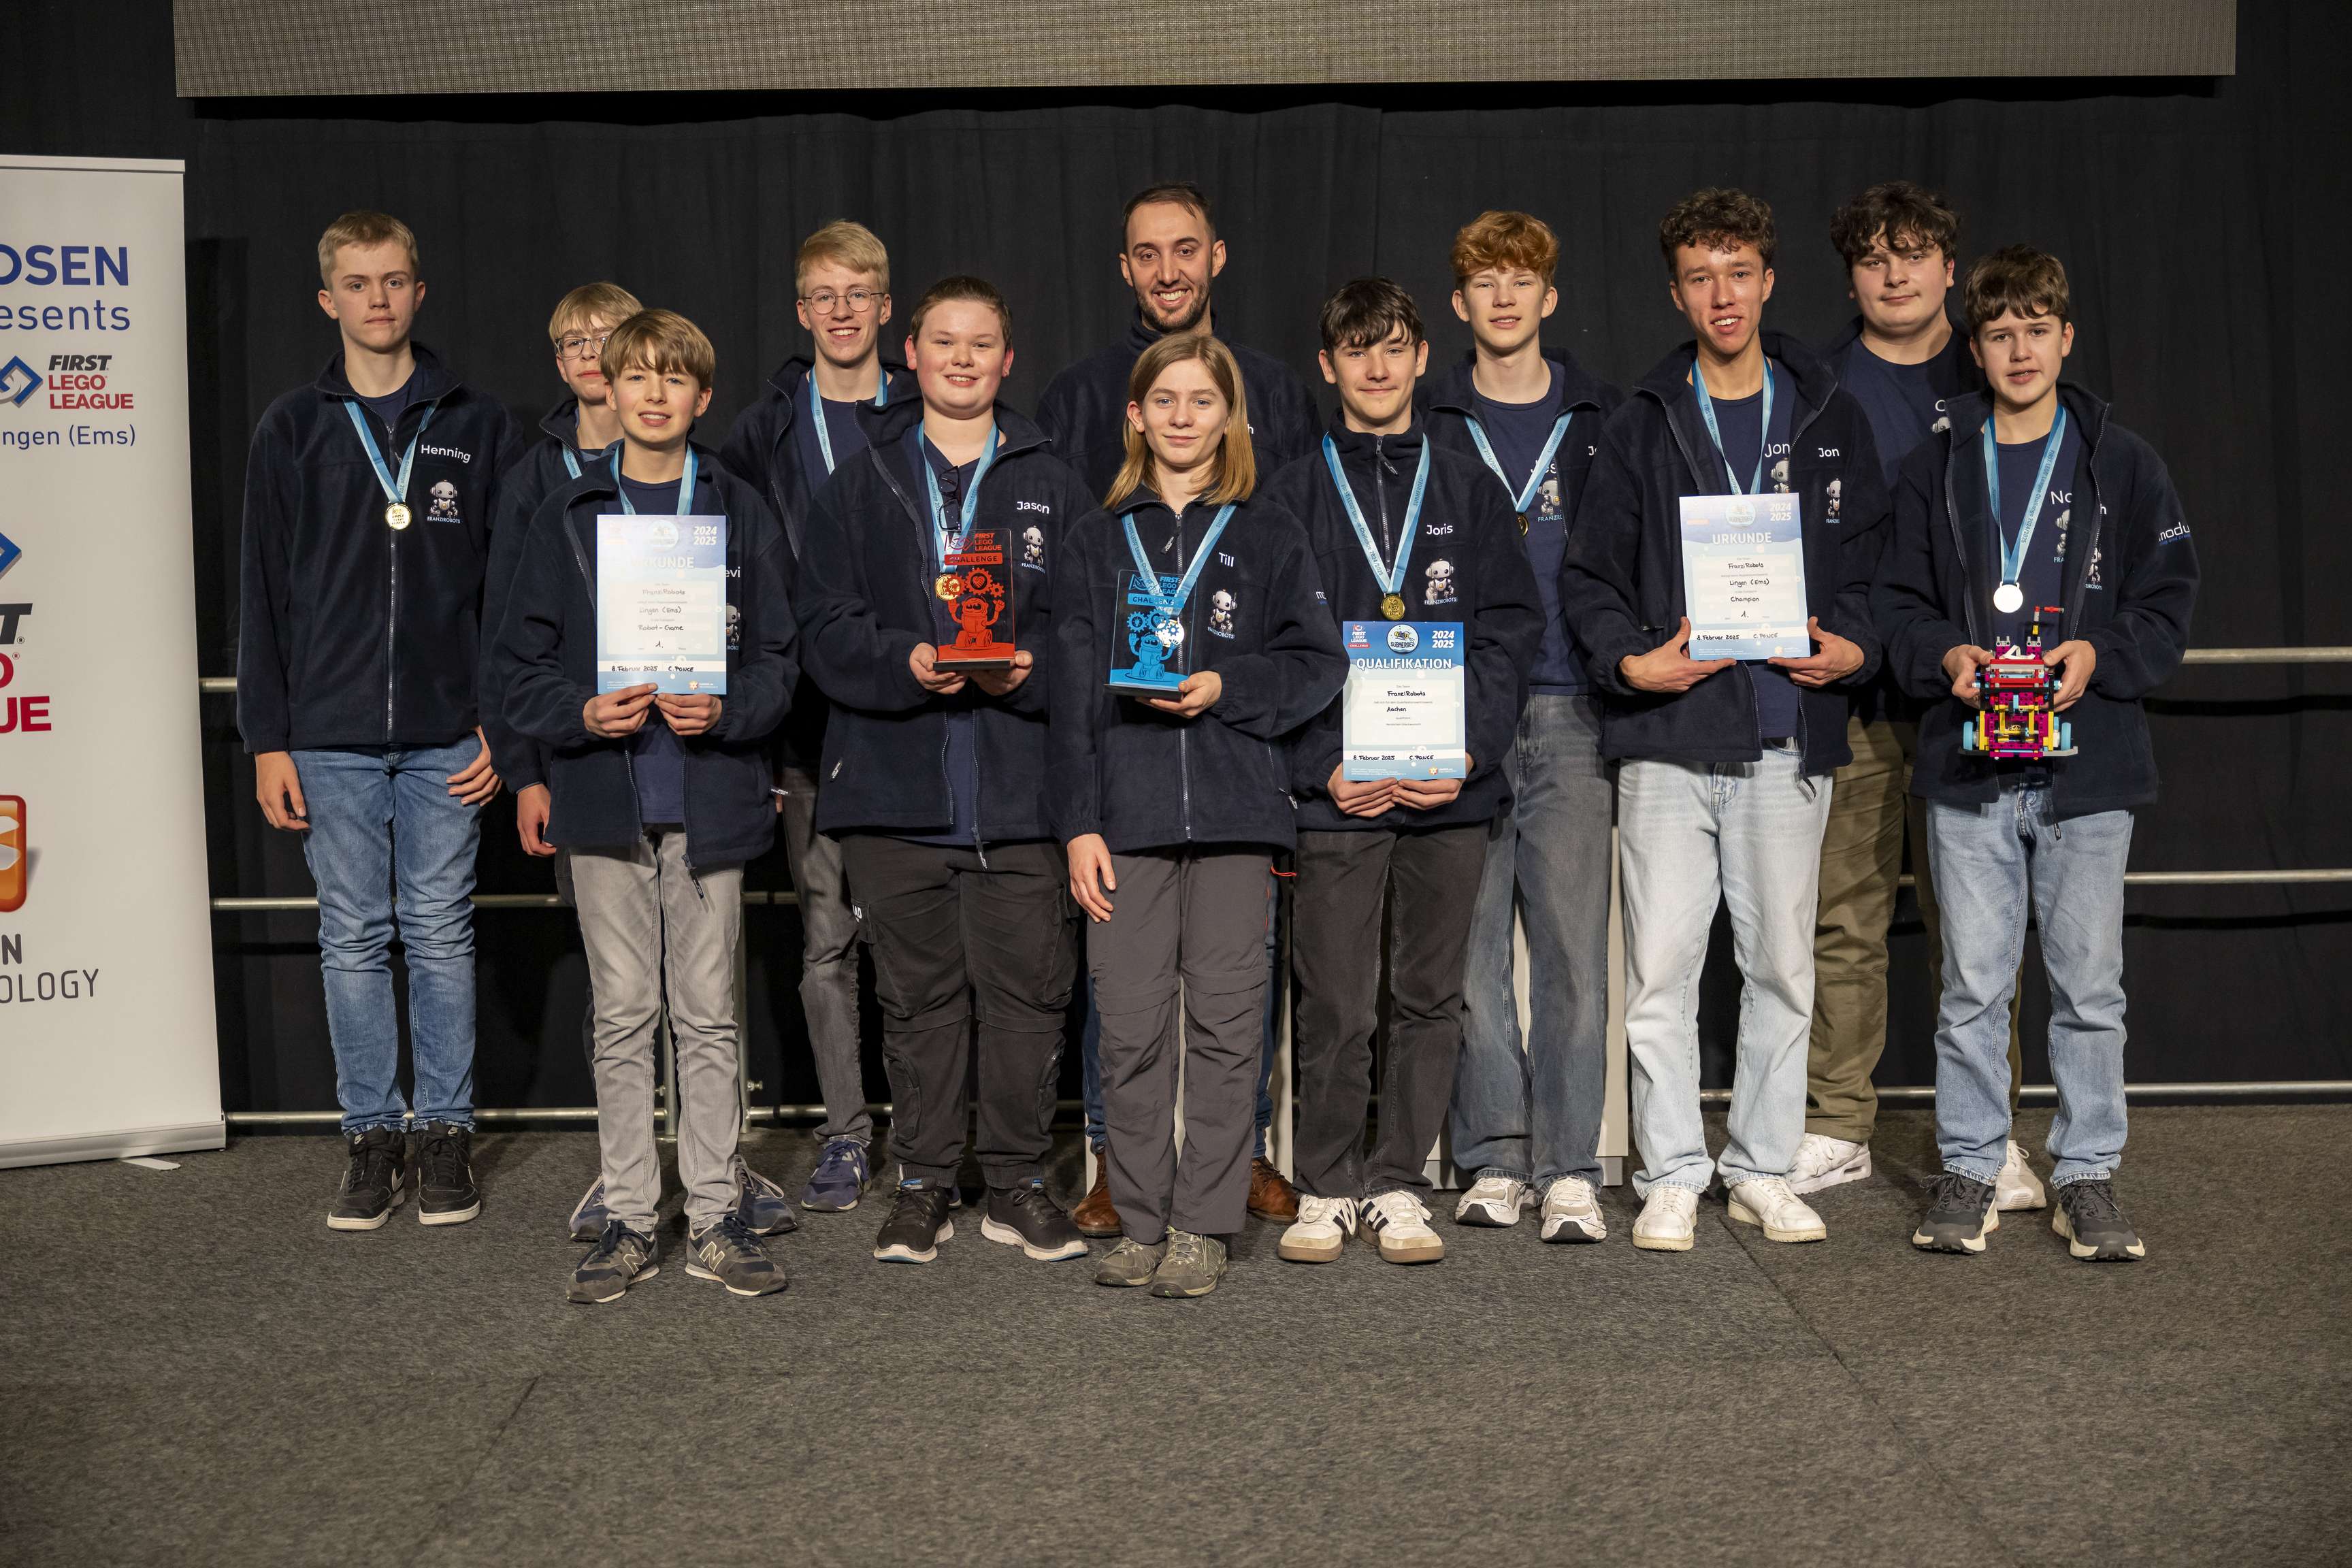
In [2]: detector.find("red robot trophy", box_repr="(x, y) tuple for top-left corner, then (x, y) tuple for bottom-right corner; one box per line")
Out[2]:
(1960, 604), (2078, 760)
(934, 528), (1016, 670)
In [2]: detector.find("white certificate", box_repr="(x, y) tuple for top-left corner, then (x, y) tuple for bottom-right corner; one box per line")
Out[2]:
(1341, 620), (1467, 781)
(1678, 492), (1810, 661)
(596, 513), (730, 694)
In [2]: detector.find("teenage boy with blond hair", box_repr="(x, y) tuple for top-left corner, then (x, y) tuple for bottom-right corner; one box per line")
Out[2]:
(721, 220), (917, 1213)
(1425, 210), (1623, 1243)
(1267, 278), (1541, 1267)
(238, 210), (519, 1232)
(795, 276), (1096, 1268)
(1561, 188), (1890, 1253)
(495, 309), (802, 1303)
(1878, 247), (2195, 1260)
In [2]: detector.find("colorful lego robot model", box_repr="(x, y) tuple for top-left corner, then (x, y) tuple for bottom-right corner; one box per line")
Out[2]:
(1960, 604), (2079, 759)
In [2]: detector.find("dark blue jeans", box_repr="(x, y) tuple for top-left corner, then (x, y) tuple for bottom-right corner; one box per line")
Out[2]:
(291, 742), (483, 1132)
(1084, 864), (1277, 1157)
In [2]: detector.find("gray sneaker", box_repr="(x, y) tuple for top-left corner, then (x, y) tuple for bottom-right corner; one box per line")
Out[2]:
(2053, 1179), (2146, 1261)
(568, 1223), (659, 1305)
(1149, 1230), (1228, 1298)
(685, 1213), (789, 1296)
(1094, 1235), (1167, 1288)
(1912, 1171), (1999, 1254)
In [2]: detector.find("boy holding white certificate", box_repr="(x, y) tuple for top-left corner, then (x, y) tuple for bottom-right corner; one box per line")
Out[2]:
(1561, 189), (1889, 1253)
(1265, 279), (1541, 1267)
(493, 310), (801, 1304)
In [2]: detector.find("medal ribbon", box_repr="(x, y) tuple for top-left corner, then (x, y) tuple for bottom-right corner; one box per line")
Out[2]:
(809, 368), (889, 476)
(611, 446), (698, 515)
(1321, 434), (1431, 602)
(342, 397), (437, 514)
(1466, 410), (1572, 515)
(1690, 358), (1775, 495)
(1982, 404), (2070, 599)
(1120, 502), (1237, 621)
(922, 424), (1000, 570)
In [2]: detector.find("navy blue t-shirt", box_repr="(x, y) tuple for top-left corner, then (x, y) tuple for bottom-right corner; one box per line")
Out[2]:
(1471, 365), (1586, 693)
(791, 390), (874, 497)
(1840, 339), (1947, 489)
(899, 430), (983, 847)
(1697, 366), (1802, 741)
(357, 374), (415, 439)
(616, 471), (689, 826)
(1990, 417), (2083, 651)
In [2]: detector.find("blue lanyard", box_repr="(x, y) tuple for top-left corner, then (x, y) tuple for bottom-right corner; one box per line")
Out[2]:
(1121, 502), (1236, 619)
(611, 447), (698, 515)
(1690, 358), (1775, 495)
(561, 447), (583, 480)
(1982, 406), (2070, 590)
(808, 368), (889, 476)
(1321, 434), (1430, 597)
(1466, 410), (1573, 516)
(342, 397), (436, 509)
(922, 426), (999, 568)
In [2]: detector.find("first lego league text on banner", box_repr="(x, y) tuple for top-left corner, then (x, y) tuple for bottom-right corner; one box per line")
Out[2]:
(0, 154), (223, 1167)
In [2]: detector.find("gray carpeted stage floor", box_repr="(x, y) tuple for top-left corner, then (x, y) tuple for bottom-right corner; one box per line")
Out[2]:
(1, 1105), (2345, 1567)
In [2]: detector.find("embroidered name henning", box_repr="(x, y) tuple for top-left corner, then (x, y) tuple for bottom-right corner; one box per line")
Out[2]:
(420, 443), (473, 465)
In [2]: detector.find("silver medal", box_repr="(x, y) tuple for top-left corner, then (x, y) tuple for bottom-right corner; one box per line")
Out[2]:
(1993, 582), (2024, 615)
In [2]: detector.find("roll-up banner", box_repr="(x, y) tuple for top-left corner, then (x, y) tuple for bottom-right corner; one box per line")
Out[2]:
(0, 154), (223, 1168)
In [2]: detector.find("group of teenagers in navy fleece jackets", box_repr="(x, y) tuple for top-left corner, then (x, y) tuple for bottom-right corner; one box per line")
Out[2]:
(237, 177), (2195, 1303)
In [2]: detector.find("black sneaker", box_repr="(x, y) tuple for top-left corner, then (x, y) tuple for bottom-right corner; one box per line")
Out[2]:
(979, 1179), (1088, 1261)
(327, 1126), (408, 1230)
(413, 1121), (482, 1226)
(732, 1157), (799, 1237)
(1911, 1171), (1999, 1254)
(872, 1180), (955, 1264)
(568, 1222), (660, 1305)
(685, 1213), (788, 1297)
(2053, 1179), (2146, 1261)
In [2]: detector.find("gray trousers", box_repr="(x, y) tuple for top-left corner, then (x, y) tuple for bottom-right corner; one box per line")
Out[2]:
(1085, 847), (1272, 1243)
(777, 764), (872, 1144)
(571, 830), (745, 1232)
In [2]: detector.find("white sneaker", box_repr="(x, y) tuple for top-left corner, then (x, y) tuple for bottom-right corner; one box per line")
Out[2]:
(1454, 1175), (1531, 1227)
(1726, 1177), (1829, 1243)
(1538, 1177), (1606, 1243)
(1277, 1194), (1358, 1264)
(1632, 1186), (1699, 1252)
(1786, 1132), (1872, 1195)
(1362, 1190), (1446, 1264)
(1995, 1140), (2047, 1211)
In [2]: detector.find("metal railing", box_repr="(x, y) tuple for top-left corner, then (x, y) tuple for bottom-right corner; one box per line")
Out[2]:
(197, 651), (2352, 1124)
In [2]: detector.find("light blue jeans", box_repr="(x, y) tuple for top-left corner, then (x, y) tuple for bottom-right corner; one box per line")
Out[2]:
(1925, 779), (2132, 1188)
(1619, 744), (1830, 1194)
(1453, 694), (1615, 1189)
(293, 742), (483, 1132)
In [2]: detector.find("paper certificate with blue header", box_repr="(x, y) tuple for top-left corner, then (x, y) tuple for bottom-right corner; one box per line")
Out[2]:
(595, 513), (730, 694)
(1678, 492), (1810, 661)
(1341, 620), (1467, 781)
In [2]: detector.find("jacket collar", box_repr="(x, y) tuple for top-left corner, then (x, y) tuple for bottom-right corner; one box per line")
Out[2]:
(563, 439), (723, 510)
(764, 353), (912, 417)
(314, 341), (461, 405)
(864, 398), (1053, 465)
(1323, 412), (1425, 468)
(1940, 381), (2112, 453)
(1821, 312), (1980, 397)
(1633, 328), (1840, 414)
(537, 393), (625, 459)
(1425, 344), (1610, 417)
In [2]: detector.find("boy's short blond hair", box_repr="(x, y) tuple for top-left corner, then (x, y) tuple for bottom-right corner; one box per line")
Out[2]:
(546, 282), (644, 346)
(796, 220), (890, 296)
(602, 309), (717, 389)
(316, 211), (420, 287)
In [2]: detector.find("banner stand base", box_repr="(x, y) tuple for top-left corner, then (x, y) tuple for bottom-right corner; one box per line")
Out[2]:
(1, 1119), (227, 1171)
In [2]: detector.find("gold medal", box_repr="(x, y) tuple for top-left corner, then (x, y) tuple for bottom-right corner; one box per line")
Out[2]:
(1379, 593), (1406, 621)
(934, 572), (960, 601)
(385, 502), (412, 530)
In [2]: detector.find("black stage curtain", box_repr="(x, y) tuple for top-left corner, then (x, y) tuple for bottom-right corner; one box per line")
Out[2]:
(7, 3), (2348, 1114)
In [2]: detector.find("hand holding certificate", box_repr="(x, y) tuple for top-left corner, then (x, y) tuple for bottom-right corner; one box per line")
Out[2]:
(1678, 492), (1809, 661)
(1341, 620), (1467, 783)
(597, 512), (730, 696)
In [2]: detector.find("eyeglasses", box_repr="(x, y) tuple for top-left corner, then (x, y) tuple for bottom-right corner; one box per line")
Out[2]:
(800, 289), (881, 314)
(557, 331), (612, 359)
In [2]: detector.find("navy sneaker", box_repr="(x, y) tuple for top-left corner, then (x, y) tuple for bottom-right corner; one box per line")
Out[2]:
(567, 1175), (609, 1243)
(568, 1223), (659, 1305)
(798, 1137), (872, 1212)
(733, 1158), (799, 1236)
(686, 1213), (789, 1297)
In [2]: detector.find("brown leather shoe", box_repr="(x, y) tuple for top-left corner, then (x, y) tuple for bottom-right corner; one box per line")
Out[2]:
(1247, 1156), (1299, 1222)
(1071, 1151), (1122, 1237)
